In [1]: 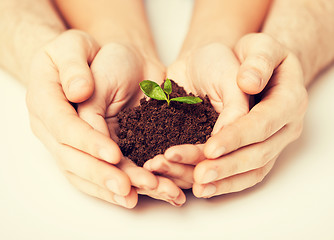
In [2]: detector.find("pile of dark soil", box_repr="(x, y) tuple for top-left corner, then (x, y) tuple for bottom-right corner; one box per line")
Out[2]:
(117, 80), (218, 167)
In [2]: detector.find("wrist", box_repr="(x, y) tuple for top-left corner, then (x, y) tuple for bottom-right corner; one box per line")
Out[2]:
(1, 11), (65, 85)
(87, 22), (158, 61)
(54, 0), (160, 63)
(179, 22), (244, 57)
(262, 30), (313, 86)
(179, 0), (271, 58)
(262, 0), (334, 87)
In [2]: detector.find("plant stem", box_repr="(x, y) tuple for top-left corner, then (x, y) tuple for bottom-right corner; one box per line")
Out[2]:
(166, 93), (170, 106)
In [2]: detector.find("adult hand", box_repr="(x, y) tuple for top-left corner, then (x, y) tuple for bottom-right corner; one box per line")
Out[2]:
(143, 42), (249, 189)
(77, 42), (185, 207)
(26, 30), (137, 208)
(193, 33), (308, 197)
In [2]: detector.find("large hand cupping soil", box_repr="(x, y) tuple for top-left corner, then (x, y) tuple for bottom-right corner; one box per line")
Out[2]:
(117, 80), (219, 167)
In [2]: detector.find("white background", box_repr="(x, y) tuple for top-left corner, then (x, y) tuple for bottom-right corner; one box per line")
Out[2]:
(1, 0), (334, 239)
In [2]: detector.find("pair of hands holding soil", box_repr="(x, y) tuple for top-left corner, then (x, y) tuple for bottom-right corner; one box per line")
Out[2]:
(26, 29), (307, 208)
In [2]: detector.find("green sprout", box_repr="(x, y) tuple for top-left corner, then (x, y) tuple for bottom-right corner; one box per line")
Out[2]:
(139, 78), (202, 106)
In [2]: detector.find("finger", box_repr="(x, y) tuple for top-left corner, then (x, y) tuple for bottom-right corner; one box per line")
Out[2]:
(27, 78), (122, 164)
(118, 157), (186, 205)
(193, 158), (276, 198)
(137, 176), (186, 207)
(204, 86), (299, 159)
(64, 171), (137, 208)
(189, 43), (249, 135)
(163, 144), (205, 165)
(117, 158), (158, 191)
(29, 115), (131, 196)
(142, 58), (166, 85)
(196, 123), (294, 184)
(235, 33), (288, 94)
(143, 154), (194, 184)
(45, 30), (100, 103)
(76, 44), (165, 136)
(59, 144), (132, 196)
(211, 98), (249, 135)
(170, 178), (193, 190)
(78, 103), (110, 137)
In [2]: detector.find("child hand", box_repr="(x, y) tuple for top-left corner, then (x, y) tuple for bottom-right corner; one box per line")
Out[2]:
(76, 42), (185, 206)
(143, 42), (249, 189)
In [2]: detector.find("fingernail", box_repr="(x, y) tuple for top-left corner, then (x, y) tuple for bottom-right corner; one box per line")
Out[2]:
(69, 78), (88, 93)
(206, 145), (226, 159)
(105, 179), (120, 195)
(173, 193), (186, 206)
(165, 152), (181, 162)
(242, 70), (261, 88)
(160, 192), (171, 200)
(160, 190), (178, 200)
(150, 159), (162, 170)
(143, 161), (152, 171)
(173, 154), (182, 162)
(201, 169), (218, 184)
(114, 194), (127, 207)
(170, 201), (183, 207)
(164, 191), (178, 200)
(200, 184), (216, 197)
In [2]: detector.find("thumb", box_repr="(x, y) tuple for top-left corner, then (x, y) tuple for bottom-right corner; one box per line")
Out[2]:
(235, 33), (288, 95)
(45, 30), (100, 103)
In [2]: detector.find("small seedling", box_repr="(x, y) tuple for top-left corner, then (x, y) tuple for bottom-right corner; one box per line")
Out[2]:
(139, 78), (202, 106)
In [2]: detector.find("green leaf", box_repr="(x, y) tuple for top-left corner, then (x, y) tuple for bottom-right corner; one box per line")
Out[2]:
(163, 78), (172, 95)
(170, 96), (203, 104)
(139, 80), (167, 101)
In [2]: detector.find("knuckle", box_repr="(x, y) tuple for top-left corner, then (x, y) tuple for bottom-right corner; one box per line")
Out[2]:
(58, 60), (88, 85)
(220, 160), (238, 179)
(256, 147), (272, 168)
(227, 124), (243, 150)
(221, 179), (233, 193)
(237, 33), (258, 51)
(60, 29), (89, 45)
(259, 33), (281, 49)
(252, 53), (272, 72)
(254, 167), (266, 184)
(228, 161), (239, 177)
(44, 30), (95, 61)
(290, 122), (304, 142)
(158, 160), (171, 175)
(298, 88), (309, 115)
(294, 123), (304, 139)
(261, 117), (273, 140)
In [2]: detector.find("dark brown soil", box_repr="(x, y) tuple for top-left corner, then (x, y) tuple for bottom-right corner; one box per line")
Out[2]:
(117, 80), (219, 167)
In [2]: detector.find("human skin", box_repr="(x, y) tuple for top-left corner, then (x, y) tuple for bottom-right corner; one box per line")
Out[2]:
(145, 0), (334, 198)
(143, 0), (272, 189)
(0, 0), (135, 208)
(0, 0), (185, 207)
(54, 0), (186, 206)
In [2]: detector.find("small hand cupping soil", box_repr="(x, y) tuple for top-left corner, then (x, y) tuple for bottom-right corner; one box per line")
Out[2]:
(117, 80), (219, 167)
